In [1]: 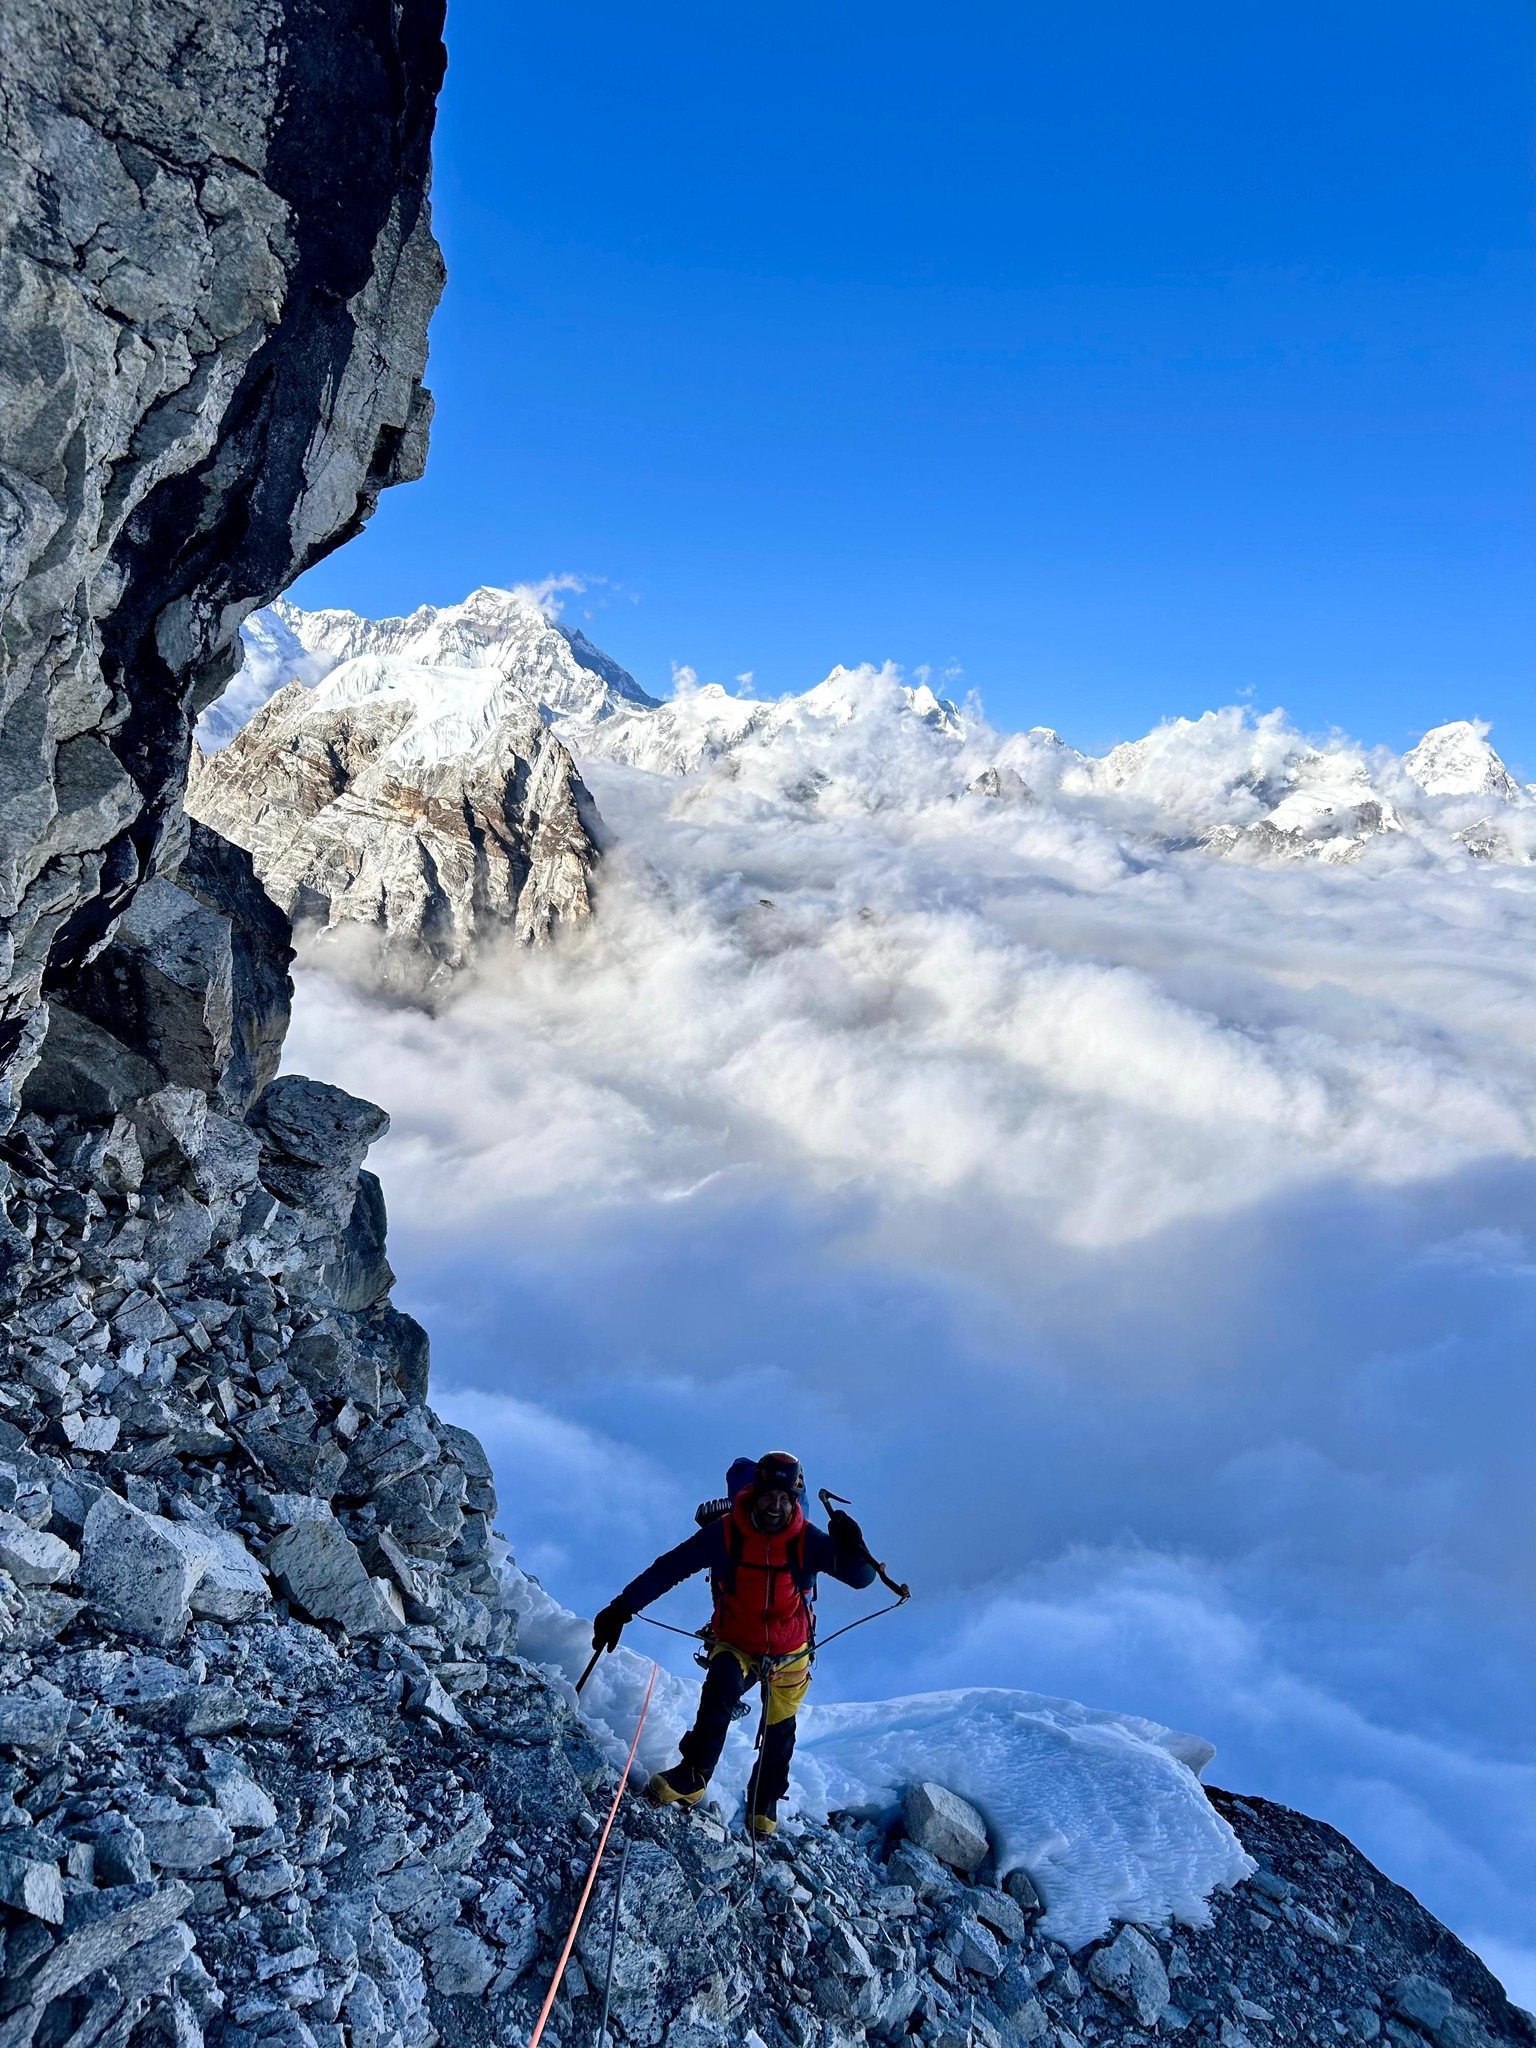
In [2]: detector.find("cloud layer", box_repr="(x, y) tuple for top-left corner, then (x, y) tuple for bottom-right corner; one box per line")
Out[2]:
(281, 681), (1536, 1997)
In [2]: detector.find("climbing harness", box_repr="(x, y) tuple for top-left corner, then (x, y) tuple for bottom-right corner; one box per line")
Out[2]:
(526, 1661), (657, 2048)
(595, 1837), (631, 2048)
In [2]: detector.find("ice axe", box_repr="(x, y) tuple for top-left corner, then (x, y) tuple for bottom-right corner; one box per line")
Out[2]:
(575, 1646), (604, 1697)
(815, 1488), (911, 1649)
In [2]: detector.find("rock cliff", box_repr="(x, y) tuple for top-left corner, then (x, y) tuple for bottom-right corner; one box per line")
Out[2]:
(0, 10), (1531, 2048)
(0, 0), (445, 1117)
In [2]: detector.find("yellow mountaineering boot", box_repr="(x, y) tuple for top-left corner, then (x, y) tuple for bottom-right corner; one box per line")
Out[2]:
(748, 1801), (778, 1837)
(647, 1765), (708, 1809)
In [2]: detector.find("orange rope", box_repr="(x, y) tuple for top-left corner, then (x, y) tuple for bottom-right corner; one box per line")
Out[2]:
(527, 1660), (658, 2048)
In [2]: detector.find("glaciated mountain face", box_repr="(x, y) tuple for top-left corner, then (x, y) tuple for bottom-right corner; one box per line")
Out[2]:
(188, 658), (601, 981)
(583, 663), (964, 780)
(209, 601), (1535, 942)
(1403, 719), (1525, 800)
(590, 678), (1535, 872)
(202, 586), (658, 751)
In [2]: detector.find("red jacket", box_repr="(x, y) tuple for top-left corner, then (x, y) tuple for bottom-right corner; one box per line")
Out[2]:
(710, 1493), (812, 1657)
(618, 1489), (877, 1658)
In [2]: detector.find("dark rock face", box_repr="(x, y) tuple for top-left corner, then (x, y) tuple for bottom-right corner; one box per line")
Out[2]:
(47, 821), (294, 1119)
(0, 0), (446, 1117)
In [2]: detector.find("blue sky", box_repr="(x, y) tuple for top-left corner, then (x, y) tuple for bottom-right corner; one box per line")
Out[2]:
(292, 0), (1534, 767)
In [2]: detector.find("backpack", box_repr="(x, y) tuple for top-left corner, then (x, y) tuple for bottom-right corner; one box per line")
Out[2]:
(693, 1455), (759, 1527)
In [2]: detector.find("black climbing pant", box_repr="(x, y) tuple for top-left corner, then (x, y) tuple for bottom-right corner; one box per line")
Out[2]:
(676, 1643), (812, 1810)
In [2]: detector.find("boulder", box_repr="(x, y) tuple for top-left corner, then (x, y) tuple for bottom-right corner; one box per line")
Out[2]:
(0, 1847), (64, 1922)
(132, 1797), (237, 1872)
(0, 1510), (77, 1587)
(902, 1782), (990, 1875)
(266, 1509), (406, 1636)
(886, 1836), (962, 1901)
(1003, 1866), (1043, 1916)
(951, 1913), (1003, 1978)
(970, 1887), (1029, 1944)
(205, 1756), (279, 1832)
(1088, 1924), (1171, 2028)
(285, 1323), (382, 1411)
(133, 1085), (210, 1174)
(343, 1407), (441, 1493)
(78, 1493), (212, 1646)
(17, 1880), (194, 2010)
(0, 1694), (70, 1747)
(182, 1522), (270, 1622)
(249, 1073), (389, 1186)
(1393, 1978), (1455, 2034)
(427, 1924), (497, 1995)
(83, 1814), (152, 1886)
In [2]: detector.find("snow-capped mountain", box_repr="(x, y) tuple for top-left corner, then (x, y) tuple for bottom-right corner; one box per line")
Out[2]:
(200, 593), (1535, 981)
(1402, 718), (1525, 800)
(216, 592), (1533, 874)
(582, 661), (1531, 871)
(199, 585), (658, 752)
(189, 653), (601, 984)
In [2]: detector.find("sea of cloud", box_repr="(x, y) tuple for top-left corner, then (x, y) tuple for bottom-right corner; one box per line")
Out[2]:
(281, 685), (1536, 1998)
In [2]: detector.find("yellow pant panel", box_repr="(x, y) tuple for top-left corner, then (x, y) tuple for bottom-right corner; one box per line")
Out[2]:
(709, 1643), (812, 1725)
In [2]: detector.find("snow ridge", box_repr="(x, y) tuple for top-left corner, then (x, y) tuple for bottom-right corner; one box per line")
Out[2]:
(220, 597), (1533, 873)
(203, 585), (657, 753)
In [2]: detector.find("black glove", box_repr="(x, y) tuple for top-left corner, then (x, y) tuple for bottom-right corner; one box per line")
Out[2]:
(827, 1509), (867, 1556)
(592, 1600), (632, 1654)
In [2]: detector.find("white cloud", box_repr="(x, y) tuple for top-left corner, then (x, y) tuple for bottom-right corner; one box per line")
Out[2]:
(279, 677), (1536, 1995)
(288, 699), (1536, 1257)
(512, 572), (589, 619)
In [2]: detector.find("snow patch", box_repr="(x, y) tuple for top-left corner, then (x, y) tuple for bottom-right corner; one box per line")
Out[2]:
(498, 1555), (1252, 1952)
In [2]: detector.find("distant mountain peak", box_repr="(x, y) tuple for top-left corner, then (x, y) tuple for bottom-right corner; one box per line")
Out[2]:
(1402, 719), (1522, 801)
(202, 586), (657, 754)
(207, 594), (1535, 891)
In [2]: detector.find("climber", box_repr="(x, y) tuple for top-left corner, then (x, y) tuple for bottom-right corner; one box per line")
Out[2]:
(590, 1451), (878, 1837)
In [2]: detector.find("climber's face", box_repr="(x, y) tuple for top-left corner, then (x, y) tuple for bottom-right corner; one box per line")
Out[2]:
(753, 1487), (796, 1533)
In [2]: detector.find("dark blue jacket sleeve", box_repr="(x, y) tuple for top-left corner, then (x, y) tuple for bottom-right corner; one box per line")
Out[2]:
(618, 1524), (719, 1612)
(803, 1523), (878, 1591)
